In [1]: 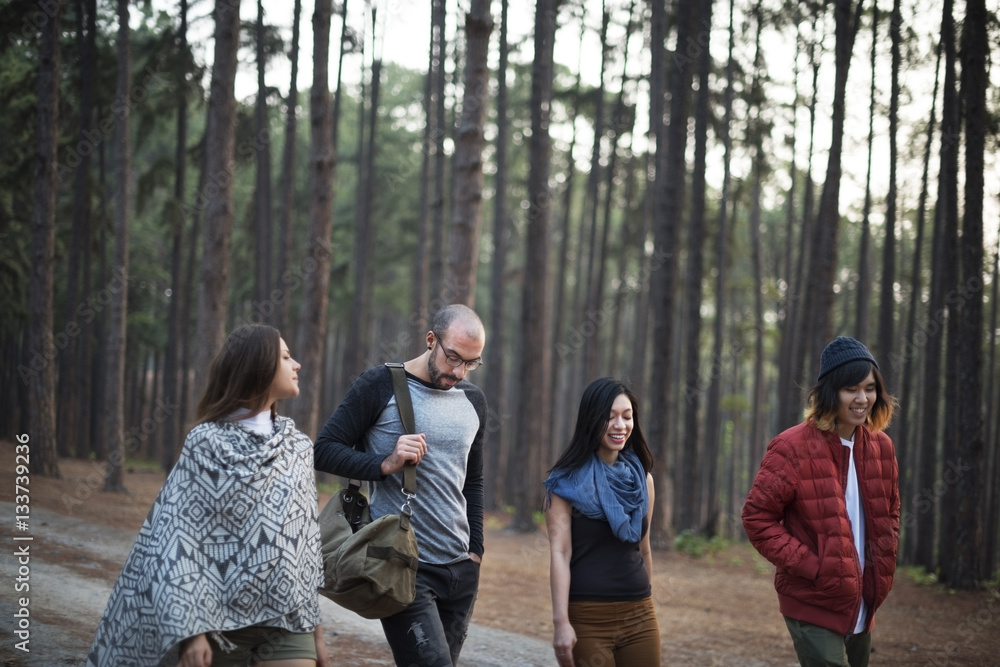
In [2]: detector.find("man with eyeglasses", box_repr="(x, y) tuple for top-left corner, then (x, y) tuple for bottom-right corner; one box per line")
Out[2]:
(314, 304), (487, 667)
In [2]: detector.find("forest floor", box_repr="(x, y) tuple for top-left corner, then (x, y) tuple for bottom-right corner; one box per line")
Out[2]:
(1, 442), (998, 666)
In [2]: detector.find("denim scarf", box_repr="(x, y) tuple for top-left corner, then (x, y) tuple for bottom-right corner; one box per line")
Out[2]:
(543, 449), (648, 543)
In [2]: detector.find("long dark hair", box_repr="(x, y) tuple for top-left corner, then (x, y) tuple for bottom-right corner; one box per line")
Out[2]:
(805, 359), (896, 433)
(549, 377), (654, 474)
(195, 324), (282, 425)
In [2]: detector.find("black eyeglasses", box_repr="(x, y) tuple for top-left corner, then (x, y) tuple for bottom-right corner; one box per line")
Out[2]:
(435, 338), (483, 371)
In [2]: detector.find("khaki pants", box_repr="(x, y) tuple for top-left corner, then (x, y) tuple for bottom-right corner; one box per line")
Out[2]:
(568, 597), (660, 666)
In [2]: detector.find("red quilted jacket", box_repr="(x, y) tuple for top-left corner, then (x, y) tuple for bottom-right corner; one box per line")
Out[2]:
(741, 420), (900, 636)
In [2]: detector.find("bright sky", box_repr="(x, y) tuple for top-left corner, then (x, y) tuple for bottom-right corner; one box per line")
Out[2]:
(168, 0), (997, 251)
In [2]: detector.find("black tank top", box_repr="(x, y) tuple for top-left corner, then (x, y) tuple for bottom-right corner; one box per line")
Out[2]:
(568, 511), (651, 601)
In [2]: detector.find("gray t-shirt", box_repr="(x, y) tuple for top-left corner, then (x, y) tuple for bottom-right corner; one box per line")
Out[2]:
(314, 364), (487, 564)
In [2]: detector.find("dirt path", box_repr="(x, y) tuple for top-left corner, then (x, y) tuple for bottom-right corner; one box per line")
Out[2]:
(2, 449), (999, 666)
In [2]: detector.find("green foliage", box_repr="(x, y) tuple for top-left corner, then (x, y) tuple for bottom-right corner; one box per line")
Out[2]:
(674, 529), (730, 559)
(901, 565), (940, 588)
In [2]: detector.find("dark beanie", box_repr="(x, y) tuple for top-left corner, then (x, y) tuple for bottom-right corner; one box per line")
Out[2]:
(817, 336), (878, 380)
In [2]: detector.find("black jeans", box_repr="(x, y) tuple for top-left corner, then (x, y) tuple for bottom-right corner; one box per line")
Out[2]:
(380, 558), (480, 667)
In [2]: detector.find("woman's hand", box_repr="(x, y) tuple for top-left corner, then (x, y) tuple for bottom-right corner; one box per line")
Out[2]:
(315, 625), (330, 667)
(178, 634), (212, 667)
(552, 619), (577, 667)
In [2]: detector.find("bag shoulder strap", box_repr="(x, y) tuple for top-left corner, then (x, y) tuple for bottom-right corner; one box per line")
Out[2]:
(385, 362), (417, 496)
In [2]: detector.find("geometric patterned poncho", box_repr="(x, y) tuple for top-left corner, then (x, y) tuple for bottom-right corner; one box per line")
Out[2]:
(86, 416), (322, 667)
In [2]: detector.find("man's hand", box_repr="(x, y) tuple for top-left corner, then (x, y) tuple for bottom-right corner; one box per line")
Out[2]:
(381, 434), (427, 475)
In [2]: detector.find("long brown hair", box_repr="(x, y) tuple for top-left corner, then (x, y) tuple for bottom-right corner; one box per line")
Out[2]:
(195, 325), (281, 425)
(549, 377), (654, 474)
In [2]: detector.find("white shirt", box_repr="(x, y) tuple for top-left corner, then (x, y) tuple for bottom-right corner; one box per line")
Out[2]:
(842, 434), (868, 634)
(229, 408), (274, 437)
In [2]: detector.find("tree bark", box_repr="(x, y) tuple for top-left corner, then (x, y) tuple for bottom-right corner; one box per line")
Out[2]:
(703, 0), (735, 538)
(941, 0), (987, 590)
(446, 0), (493, 307)
(292, 0), (335, 438)
(193, 0), (242, 393)
(484, 0), (510, 511)
(253, 0), (274, 309)
(648, 0), (696, 547)
(27, 0), (62, 478)
(679, 0), (714, 533)
(275, 0), (302, 333)
(855, 0), (877, 342)
(104, 0), (130, 491)
(917, 0), (958, 570)
(800, 0), (864, 378)
(510, 0), (558, 533)
(162, 0), (189, 473)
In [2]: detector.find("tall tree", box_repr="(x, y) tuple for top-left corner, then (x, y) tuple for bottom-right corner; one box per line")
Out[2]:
(703, 0), (736, 537)
(345, 6), (379, 384)
(510, 0), (558, 532)
(648, 0), (696, 546)
(800, 0), (864, 377)
(104, 0), (130, 491)
(275, 0), (302, 332)
(679, 0), (714, 532)
(580, 5), (610, 383)
(429, 0), (448, 304)
(27, 0), (62, 477)
(193, 0), (243, 391)
(855, 0), (877, 341)
(898, 38), (940, 563)
(875, 0), (899, 373)
(163, 0), (190, 472)
(446, 0), (493, 307)
(917, 0), (958, 569)
(484, 0), (510, 511)
(253, 0), (274, 309)
(59, 0), (97, 460)
(293, 0), (335, 438)
(942, 0), (987, 590)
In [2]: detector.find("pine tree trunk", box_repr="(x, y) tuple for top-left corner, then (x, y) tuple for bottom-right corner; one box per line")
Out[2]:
(292, 0), (335, 438)
(855, 0), (877, 341)
(510, 0), (557, 533)
(917, 0), (958, 570)
(679, 0), (714, 533)
(941, 0), (987, 590)
(275, 0), (301, 333)
(703, 0), (735, 538)
(429, 0), (448, 304)
(484, 0), (510, 511)
(103, 0), (130, 491)
(898, 39), (939, 563)
(162, 0), (188, 473)
(801, 0), (865, 375)
(446, 0), (493, 307)
(876, 0), (900, 376)
(253, 0), (273, 309)
(27, 0), (62, 478)
(193, 0), (243, 393)
(649, 0), (696, 547)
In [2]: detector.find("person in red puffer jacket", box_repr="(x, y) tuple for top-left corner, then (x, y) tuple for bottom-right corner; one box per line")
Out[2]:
(742, 337), (899, 667)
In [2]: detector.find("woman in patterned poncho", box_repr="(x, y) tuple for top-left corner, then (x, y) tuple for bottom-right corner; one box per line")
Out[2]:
(87, 325), (328, 667)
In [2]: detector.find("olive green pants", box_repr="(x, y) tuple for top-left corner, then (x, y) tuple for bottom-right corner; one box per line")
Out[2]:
(207, 626), (316, 666)
(784, 617), (872, 667)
